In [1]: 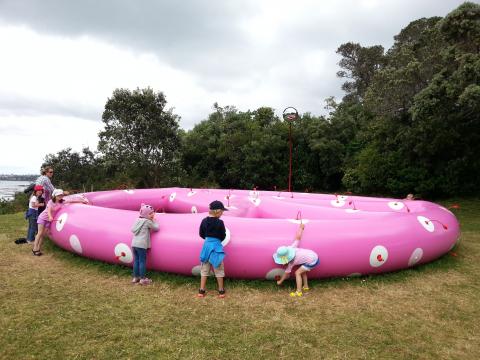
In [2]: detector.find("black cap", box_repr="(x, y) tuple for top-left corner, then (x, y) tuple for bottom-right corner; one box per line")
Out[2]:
(209, 200), (228, 211)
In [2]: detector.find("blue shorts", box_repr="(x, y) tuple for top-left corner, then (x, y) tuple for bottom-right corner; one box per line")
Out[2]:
(301, 258), (319, 271)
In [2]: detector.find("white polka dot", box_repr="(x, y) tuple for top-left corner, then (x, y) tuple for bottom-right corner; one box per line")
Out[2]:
(114, 243), (133, 264)
(56, 213), (68, 232)
(338, 195), (348, 201)
(221, 228), (231, 247)
(226, 205), (238, 210)
(345, 209), (360, 213)
(224, 194), (236, 200)
(408, 248), (423, 266)
(169, 192), (176, 202)
(191, 206), (198, 213)
(287, 219), (310, 225)
(191, 265), (201, 276)
(249, 190), (259, 197)
(69, 234), (83, 254)
(370, 245), (388, 267)
(272, 196), (285, 199)
(347, 273), (362, 277)
(187, 191), (197, 197)
(123, 190), (135, 194)
(388, 201), (405, 210)
(265, 268), (285, 280)
(417, 216), (435, 232)
(249, 197), (261, 206)
(330, 199), (345, 207)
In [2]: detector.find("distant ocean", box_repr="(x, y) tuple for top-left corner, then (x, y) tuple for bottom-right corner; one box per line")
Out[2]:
(0, 180), (30, 201)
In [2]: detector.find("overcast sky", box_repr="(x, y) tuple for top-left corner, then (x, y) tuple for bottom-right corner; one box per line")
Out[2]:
(0, 0), (471, 174)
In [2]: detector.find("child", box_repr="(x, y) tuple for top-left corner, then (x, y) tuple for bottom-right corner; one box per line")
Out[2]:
(198, 200), (228, 298)
(273, 223), (319, 297)
(26, 185), (45, 244)
(131, 204), (159, 285)
(32, 189), (88, 256)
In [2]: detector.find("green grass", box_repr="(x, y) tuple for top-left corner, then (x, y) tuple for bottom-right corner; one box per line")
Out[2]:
(0, 198), (479, 359)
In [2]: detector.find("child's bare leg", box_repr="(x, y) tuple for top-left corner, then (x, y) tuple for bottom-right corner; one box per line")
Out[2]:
(33, 224), (45, 252)
(295, 267), (308, 292)
(37, 227), (49, 252)
(301, 272), (309, 289)
(216, 276), (224, 290)
(200, 276), (207, 290)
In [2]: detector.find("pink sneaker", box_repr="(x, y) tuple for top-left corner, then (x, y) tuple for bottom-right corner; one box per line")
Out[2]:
(131, 277), (140, 284)
(139, 278), (152, 285)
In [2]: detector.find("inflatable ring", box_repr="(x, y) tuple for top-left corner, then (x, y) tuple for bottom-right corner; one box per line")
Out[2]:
(49, 188), (460, 279)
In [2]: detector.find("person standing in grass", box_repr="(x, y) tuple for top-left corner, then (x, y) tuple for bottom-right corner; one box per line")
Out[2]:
(197, 200), (228, 298)
(25, 185), (45, 244)
(273, 223), (319, 297)
(35, 166), (55, 204)
(131, 204), (159, 285)
(32, 189), (88, 256)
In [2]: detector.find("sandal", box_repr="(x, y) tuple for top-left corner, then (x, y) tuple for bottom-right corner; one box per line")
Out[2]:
(218, 289), (226, 298)
(289, 291), (303, 297)
(197, 289), (206, 298)
(32, 250), (43, 256)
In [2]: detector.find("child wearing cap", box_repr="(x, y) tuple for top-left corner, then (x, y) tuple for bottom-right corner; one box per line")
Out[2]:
(197, 200), (228, 298)
(32, 189), (88, 256)
(131, 204), (159, 285)
(273, 223), (319, 297)
(25, 185), (45, 244)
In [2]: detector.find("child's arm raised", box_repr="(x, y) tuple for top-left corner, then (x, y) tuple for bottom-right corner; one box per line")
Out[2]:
(295, 223), (305, 241)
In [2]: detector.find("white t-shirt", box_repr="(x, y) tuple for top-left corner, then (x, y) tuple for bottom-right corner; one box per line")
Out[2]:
(29, 195), (39, 210)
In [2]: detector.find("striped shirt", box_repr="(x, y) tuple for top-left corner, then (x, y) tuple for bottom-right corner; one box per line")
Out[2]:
(35, 175), (54, 203)
(284, 240), (318, 273)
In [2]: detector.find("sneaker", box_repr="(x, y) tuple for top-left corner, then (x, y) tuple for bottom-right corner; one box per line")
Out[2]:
(289, 291), (303, 297)
(139, 278), (152, 285)
(131, 277), (140, 284)
(302, 287), (310, 292)
(197, 289), (206, 298)
(218, 289), (226, 298)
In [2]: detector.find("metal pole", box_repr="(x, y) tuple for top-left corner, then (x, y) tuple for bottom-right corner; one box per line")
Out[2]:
(288, 122), (292, 193)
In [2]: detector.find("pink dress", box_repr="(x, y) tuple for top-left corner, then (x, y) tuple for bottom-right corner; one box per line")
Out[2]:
(37, 200), (64, 228)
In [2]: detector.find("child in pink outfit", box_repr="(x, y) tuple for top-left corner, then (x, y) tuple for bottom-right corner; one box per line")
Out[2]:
(273, 223), (319, 297)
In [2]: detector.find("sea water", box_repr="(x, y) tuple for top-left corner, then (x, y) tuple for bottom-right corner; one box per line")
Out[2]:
(0, 180), (30, 201)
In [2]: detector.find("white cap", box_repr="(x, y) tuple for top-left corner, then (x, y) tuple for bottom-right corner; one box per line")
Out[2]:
(52, 189), (64, 198)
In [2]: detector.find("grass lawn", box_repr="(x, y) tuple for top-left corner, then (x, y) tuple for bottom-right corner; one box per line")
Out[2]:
(0, 198), (479, 359)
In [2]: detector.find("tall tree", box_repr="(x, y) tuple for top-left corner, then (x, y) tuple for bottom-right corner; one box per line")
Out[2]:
(98, 88), (181, 187)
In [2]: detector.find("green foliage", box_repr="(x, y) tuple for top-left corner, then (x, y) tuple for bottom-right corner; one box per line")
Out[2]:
(0, 192), (29, 215)
(98, 88), (182, 187)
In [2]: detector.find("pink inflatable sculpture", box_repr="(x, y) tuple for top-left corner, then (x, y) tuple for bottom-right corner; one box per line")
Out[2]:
(49, 188), (460, 280)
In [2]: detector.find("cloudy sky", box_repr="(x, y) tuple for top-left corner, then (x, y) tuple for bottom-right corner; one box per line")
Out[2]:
(0, 0), (470, 174)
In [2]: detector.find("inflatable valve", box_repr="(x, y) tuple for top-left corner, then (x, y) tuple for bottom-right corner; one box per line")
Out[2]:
(116, 252), (126, 260)
(377, 254), (384, 262)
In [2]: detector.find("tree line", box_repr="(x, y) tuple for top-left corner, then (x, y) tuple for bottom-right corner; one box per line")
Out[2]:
(45, 2), (480, 199)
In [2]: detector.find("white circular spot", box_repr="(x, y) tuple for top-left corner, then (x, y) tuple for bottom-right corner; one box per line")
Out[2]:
(330, 199), (345, 207)
(114, 243), (133, 264)
(249, 190), (259, 197)
(345, 209), (360, 213)
(287, 219), (310, 225)
(370, 245), (388, 267)
(408, 248), (423, 266)
(388, 201), (405, 210)
(69, 234), (83, 254)
(187, 191), (197, 197)
(347, 273), (362, 277)
(226, 205), (238, 210)
(191, 206), (198, 213)
(272, 196), (285, 199)
(169, 192), (176, 202)
(56, 213), (68, 232)
(221, 228), (231, 247)
(417, 216), (435, 232)
(249, 197), (261, 206)
(123, 190), (135, 194)
(265, 268), (285, 280)
(191, 265), (201, 276)
(224, 194), (236, 200)
(338, 195), (348, 201)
